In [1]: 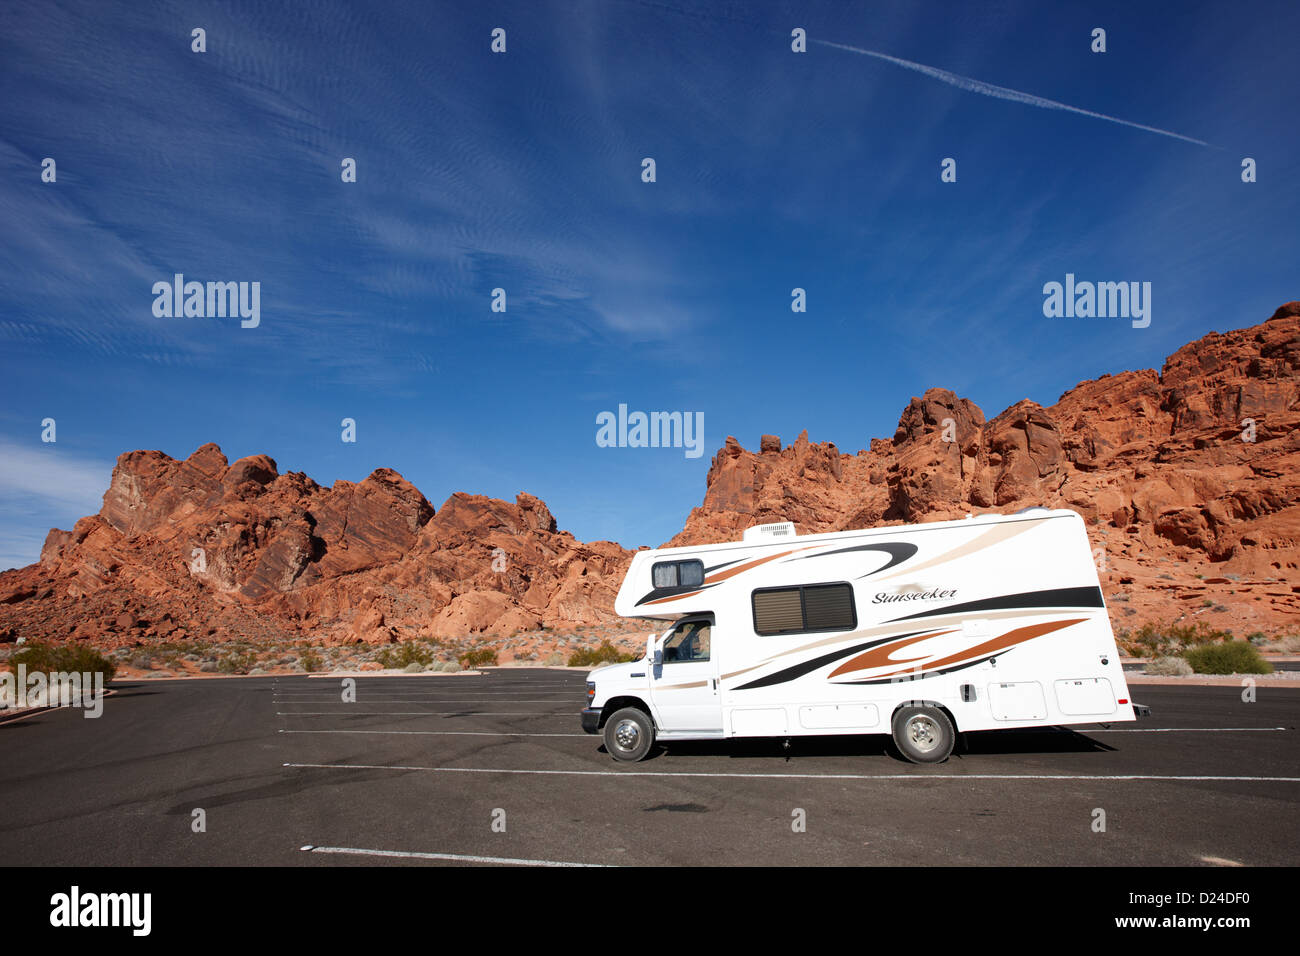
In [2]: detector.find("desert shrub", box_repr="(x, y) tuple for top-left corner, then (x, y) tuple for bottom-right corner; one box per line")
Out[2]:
(9, 642), (117, 683)
(1263, 633), (1300, 653)
(1117, 621), (1231, 658)
(376, 640), (436, 670)
(299, 648), (322, 673)
(459, 648), (498, 668)
(1245, 631), (1268, 646)
(435, 660), (462, 673)
(567, 640), (638, 667)
(1182, 641), (1273, 675)
(218, 650), (258, 675)
(1145, 656), (1193, 676)
(544, 652), (565, 666)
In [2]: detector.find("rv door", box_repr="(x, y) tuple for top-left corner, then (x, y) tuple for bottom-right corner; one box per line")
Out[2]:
(651, 617), (722, 734)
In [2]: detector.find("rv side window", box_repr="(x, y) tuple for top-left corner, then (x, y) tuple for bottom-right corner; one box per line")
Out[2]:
(679, 560), (704, 587)
(752, 582), (856, 635)
(652, 559), (704, 589)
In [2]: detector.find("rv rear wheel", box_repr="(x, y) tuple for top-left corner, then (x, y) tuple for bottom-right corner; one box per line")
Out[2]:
(603, 707), (655, 762)
(891, 705), (955, 764)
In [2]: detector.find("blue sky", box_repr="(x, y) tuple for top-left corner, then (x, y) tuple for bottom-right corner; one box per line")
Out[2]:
(1, 0), (1297, 569)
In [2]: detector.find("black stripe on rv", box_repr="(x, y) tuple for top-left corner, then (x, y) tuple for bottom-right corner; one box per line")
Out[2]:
(633, 583), (718, 607)
(733, 631), (933, 691)
(883, 586), (1105, 622)
(840, 653), (999, 686)
(704, 558), (743, 574)
(785, 542), (918, 578)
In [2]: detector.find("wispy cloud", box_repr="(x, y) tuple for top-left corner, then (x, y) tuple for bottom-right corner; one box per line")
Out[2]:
(0, 441), (110, 570)
(811, 39), (1215, 148)
(0, 441), (110, 509)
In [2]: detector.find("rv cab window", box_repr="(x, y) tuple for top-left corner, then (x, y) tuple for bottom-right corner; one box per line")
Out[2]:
(663, 620), (711, 662)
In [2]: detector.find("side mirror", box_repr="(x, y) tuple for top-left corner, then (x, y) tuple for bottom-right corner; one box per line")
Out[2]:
(647, 632), (664, 667)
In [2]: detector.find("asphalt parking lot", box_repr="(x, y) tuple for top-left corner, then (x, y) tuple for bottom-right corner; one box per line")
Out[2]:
(1, 669), (1296, 866)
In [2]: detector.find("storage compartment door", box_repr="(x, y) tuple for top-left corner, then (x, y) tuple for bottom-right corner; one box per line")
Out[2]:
(987, 681), (1047, 721)
(1054, 677), (1116, 716)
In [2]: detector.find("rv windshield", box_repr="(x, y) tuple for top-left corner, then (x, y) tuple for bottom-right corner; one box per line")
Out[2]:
(663, 620), (711, 662)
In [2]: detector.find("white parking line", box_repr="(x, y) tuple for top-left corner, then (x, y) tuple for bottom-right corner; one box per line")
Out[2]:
(300, 844), (609, 867)
(286, 687), (584, 691)
(281, 729), (586, 738)
(1087, 727), (1288, 733)
(283, 762), (1300, 783)
(272, 691), (576, 695)
(276, 711), (573, 716)
(272, 699), (574, 704)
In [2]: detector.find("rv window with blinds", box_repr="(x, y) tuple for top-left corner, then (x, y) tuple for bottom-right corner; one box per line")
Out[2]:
(652, 559), (705, 589)
(751, 583), (856, 635)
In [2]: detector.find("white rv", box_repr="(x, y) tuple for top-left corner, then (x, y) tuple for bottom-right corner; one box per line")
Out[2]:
(582, 509), (1147, 763)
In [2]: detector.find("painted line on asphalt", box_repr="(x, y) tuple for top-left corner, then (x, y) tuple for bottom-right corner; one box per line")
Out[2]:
(1086, 727), (1288, 733)
(276, 711), (573, 717)
(271, 715), (1287, 731)
(281, 729), (586, 738)
(275, 704), (574, 709)
(273, 702), (575, 707)
(300, 844), (609, 867)
(274, 691), (577, 694)
(273, 688), (578, 690)
(283, 762), (1300, 783)
(281, 688), (581, 691)
(273, 698), (574, 703)
(298, 677), (583, 681)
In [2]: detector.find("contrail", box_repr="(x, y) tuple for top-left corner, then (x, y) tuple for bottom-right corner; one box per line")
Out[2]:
(812, 38), (1213, 148)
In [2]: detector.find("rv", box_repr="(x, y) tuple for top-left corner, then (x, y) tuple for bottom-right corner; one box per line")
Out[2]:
(581, 509), (1147, 763)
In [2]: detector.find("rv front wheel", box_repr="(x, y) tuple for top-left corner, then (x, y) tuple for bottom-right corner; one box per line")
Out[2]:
(603, 707), (654, 762)
(891, 705), (955, 764)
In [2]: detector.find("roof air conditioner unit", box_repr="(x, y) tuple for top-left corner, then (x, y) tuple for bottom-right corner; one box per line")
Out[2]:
(743, 521), (797, 543)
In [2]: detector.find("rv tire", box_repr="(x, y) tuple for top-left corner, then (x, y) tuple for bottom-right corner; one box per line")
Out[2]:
(604, 707), (655, 762)
(891, 705), (955, 764)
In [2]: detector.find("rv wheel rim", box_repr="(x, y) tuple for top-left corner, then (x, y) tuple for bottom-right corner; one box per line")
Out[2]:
(614, 719), (640, 751)
(906, 715), (940, 753)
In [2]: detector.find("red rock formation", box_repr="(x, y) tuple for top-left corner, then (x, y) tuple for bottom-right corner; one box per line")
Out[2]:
(673, 304), (1300, 635)
(1, 302), (1297, 647)
(2, 445), (630, 647)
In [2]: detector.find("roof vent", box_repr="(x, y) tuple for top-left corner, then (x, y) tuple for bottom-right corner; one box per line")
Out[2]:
(743, 521), (797, 543)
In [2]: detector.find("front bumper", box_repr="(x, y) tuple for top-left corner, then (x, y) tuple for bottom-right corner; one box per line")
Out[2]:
(580, 707), (602, 734)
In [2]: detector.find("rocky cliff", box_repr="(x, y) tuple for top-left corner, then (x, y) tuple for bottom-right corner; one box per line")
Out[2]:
(1, 302), (1297, 648)
(672, 302), (1300, 634)
(2, 445), (630, 647)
